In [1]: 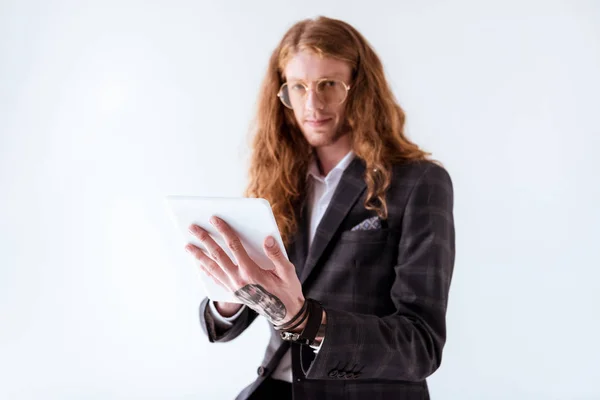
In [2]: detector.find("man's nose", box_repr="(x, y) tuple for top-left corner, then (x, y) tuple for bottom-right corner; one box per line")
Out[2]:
(305, 88), (324, 111)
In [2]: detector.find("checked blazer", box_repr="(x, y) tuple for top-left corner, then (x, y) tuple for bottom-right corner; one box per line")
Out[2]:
(199, 157), (456, 400)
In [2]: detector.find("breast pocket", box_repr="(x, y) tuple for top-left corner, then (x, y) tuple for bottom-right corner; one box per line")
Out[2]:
(337, 228), (396, 265)
(339, 227), (392, 243)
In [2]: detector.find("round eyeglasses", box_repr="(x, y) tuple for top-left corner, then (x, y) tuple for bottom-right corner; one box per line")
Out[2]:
(277, 78), (351, 109)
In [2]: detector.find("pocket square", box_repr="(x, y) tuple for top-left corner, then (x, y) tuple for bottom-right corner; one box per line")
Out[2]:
(350, 216), (382, 231)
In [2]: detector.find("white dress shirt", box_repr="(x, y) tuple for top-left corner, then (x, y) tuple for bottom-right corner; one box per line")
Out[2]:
(207, 150), (356, 382)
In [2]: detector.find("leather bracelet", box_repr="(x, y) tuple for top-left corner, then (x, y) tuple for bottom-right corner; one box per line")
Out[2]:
(278, 304), (309, 332)
(280, 298), (323, 346)
(300, 300), (323, 346)
(273, 299), (308, 331)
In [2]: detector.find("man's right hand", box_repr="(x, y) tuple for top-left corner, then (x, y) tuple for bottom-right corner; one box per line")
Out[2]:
(214, 301), (243, 317)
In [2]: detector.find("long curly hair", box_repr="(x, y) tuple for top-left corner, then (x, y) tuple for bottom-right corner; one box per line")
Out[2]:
(243, 16), (431, 246)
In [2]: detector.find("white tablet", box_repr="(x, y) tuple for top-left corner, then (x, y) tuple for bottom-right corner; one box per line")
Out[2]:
(165, 196), (288, 303)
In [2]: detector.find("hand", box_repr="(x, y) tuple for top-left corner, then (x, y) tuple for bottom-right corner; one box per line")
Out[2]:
(185, 216), (305, 326)
(214, 301), (243, 318)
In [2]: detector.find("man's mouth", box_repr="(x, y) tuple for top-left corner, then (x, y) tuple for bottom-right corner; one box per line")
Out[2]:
(305, 118), (332, 127)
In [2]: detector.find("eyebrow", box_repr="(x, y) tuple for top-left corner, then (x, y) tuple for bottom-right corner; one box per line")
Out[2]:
(286, 73), (347, 82)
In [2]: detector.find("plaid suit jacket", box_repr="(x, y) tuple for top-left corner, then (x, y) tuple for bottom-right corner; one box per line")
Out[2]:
(199, 158), (456, 400)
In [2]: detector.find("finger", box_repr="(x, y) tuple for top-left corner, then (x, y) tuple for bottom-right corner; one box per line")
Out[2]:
(188, 224), (238, 276)
(203, 266), (230, 292)
(197, 250), (230, 291)
(263, 236), (294, 275)
(185, 244), (232, 290)
(209, 216), (253, 266)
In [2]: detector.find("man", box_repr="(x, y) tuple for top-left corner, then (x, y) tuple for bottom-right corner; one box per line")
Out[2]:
(185, 15), (455, 400)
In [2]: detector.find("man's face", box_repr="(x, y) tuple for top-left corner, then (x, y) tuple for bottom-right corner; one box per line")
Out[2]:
(282, 50), (353, 149)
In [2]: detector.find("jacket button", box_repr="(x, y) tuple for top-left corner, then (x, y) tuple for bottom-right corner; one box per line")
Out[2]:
(257, 366), (266, 376)
(337, 371), (346, 378)
(328, 369), (339, 378)
(344, 372), (354, 379)
(353, 372), (361, 379)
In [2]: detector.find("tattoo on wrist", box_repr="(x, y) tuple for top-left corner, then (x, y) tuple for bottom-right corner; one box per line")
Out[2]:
(234, 284), (286, 323)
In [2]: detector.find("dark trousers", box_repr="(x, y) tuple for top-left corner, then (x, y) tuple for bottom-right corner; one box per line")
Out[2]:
(248, 377), (292, 400)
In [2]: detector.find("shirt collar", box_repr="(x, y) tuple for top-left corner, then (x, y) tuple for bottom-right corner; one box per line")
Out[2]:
(307, 150), (356, 181)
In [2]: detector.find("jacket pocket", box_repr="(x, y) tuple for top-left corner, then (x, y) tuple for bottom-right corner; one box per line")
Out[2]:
(339, 227), (392, 243)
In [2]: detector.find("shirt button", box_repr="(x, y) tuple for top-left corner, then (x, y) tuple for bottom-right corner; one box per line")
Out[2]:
(257, 366), (266, 376)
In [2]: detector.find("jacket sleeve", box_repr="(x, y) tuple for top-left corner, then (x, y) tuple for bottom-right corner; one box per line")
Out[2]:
(304, 163), (456, 381)
(199, 297), (259, 343)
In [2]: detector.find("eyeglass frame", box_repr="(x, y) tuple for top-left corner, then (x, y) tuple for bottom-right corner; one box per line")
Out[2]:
(277, 78), (352, 109)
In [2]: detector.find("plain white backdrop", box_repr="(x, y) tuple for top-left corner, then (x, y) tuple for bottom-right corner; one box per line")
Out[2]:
(1, 0), (599, 399)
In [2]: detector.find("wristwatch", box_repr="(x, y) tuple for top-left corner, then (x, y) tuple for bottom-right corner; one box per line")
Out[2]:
(280, 298), (323, 346)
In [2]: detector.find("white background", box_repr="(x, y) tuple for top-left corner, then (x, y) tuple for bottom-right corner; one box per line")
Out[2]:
(1, 1), (599, 399)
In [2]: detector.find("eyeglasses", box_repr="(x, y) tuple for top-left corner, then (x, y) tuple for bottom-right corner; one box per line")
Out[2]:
(277, 78), (351, 109)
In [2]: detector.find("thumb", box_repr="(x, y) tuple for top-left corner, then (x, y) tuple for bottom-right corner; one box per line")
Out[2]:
(264, 236), (290, 271)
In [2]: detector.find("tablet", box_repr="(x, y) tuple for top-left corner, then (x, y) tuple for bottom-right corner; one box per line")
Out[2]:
(165, 196), (288, 303)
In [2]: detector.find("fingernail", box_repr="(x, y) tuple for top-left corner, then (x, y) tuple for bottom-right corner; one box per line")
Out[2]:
(266, 237), (275, 247)
(185, 245), (193, 253)
(210, 216), (218, 225)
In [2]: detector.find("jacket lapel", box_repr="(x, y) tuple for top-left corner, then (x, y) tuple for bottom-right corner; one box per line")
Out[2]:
(291, 202), (309, 278)
(299, 157), (367, 285)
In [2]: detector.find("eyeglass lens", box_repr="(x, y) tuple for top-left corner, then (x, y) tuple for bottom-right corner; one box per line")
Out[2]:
(279, 80), (347, 108)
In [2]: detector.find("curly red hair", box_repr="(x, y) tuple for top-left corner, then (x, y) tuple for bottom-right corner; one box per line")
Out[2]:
(244, 16), (431, 246)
